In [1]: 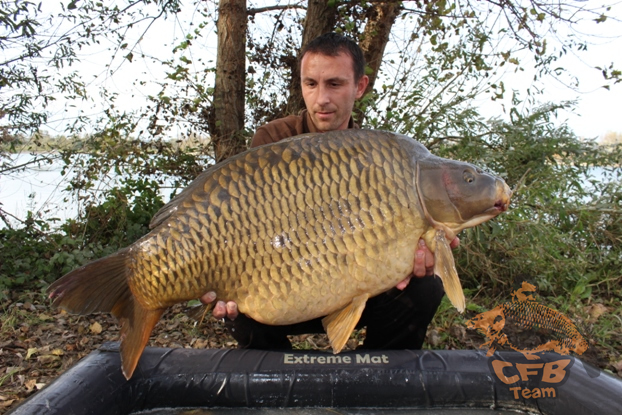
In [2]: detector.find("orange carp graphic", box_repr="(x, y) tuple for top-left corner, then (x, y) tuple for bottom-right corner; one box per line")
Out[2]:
(467, 282), (588, 359)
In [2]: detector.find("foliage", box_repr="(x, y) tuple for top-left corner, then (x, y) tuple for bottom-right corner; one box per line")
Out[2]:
(441, 103), (622, 307)
(0, 0), (186, 136)
(0, 175), (164, 296)
(0, 216), (57, 294)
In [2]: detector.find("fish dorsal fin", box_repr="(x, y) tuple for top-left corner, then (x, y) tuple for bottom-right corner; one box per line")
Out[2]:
(149, 168), (217, 229)
(434, 229), (465, 313)
(322, 293), (369, 354)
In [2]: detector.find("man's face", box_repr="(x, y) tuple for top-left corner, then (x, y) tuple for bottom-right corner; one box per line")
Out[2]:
(300, 52), (369, 132)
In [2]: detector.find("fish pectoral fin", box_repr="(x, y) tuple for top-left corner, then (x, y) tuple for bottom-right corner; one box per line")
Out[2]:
(434, 229), (466, 313)
(185, 303), (214, 326)
(322, 293), (369, 354)
(118, 299), (165, 380)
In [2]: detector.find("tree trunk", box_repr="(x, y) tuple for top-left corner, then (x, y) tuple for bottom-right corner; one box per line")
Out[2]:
(360, 1), (401, 94)
(356, 1), (401, 124)
(209, 0), (248, 162)
(285, 0), (338, 115)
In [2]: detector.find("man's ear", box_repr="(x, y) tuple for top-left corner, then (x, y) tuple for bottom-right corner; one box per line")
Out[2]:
(356, 75), (369, 98)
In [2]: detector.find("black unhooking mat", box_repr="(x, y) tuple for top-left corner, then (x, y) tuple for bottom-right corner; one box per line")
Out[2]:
(7, 343), (622, 415)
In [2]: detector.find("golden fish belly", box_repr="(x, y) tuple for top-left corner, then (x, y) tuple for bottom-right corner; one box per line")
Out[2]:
(128, 131), (427, 325)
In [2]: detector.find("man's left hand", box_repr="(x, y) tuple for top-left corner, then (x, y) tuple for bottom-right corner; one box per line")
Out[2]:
(201, 291), (239, 320)
(397, 236), (460, 290)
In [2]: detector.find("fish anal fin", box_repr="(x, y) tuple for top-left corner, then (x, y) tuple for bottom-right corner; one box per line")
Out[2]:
(434, 229), (466, 313)
(118, 300), (165, 380)
(322, 293), (369, 354)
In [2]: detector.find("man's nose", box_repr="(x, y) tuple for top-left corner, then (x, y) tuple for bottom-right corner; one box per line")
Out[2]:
(316, 84), (331, 105)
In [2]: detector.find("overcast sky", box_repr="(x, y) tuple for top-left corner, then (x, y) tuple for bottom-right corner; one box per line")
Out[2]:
(471, 1), (622, 141)
(41, 0), (622, 141)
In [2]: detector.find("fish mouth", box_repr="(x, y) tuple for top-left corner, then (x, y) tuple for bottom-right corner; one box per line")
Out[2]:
(494, 181), (513, 213)
(494, 199), (509, 212)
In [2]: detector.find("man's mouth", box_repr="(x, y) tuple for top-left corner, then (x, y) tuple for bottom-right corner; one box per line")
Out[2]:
(315, 110), (334, 119)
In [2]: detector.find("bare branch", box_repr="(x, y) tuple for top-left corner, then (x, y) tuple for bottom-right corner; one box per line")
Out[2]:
(247, 4), (305, 16)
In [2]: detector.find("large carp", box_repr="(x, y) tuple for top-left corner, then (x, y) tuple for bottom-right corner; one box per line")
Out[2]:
(49, 129), (512, 379)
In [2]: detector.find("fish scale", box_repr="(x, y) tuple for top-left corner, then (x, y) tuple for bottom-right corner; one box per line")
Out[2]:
(49, 129), (512, 379)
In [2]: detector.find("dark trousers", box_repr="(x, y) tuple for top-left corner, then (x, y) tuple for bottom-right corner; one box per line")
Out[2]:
(225, 275), (444, 350)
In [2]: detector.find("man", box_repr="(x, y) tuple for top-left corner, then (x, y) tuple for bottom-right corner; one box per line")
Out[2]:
(202, 32), (458, 350)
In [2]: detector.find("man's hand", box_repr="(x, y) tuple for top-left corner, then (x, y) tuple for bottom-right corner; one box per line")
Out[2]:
(201, 291), (239, 320)
(397, 236), (461, 291)
(412, 238), (435, 278)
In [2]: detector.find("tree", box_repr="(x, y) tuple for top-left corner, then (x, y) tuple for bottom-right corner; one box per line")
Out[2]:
(207, 0), (248, 162)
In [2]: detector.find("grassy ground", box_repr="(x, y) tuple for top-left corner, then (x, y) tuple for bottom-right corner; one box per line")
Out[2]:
(1, 289), (620, 414)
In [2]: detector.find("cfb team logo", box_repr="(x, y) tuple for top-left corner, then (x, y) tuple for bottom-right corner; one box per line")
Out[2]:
(467, 282), (591, 399)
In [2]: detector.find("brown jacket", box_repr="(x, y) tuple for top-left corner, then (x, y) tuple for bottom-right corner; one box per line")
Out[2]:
(250, 110), (358, 148)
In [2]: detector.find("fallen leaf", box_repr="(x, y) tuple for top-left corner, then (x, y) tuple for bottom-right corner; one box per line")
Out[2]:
(51, 349), (64, 356)
(192, 338), (208, 349)
(450, 325), (467, 341)
(37, 354), (60, 365)
(0, 399), (16, 408)
(427, 329), (441, 347)
(24, 379), (37, 391)
(37, 313), (53, 321)
(90, 322), (103, 334)
(25, 348), (37, 360)
(587, 304), (609, 323)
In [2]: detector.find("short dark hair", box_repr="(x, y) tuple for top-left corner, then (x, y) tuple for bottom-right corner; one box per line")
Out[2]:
(300, 32), (366, 81)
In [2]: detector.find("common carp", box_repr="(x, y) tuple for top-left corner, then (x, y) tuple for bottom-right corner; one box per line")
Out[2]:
(467, 282), (589, 359)
(48, 129), (512, 379)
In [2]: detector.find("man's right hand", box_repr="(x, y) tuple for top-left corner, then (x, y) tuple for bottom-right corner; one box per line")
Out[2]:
(201, 291), (239, 320)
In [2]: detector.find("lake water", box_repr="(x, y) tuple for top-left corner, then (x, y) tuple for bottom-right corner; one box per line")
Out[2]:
(1, 153), (79, 227)
(0, 153), (180, 229)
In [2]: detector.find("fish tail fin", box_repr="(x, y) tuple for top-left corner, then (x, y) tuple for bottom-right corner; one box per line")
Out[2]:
(48, 248), (132, 315)
(48, 248), (164, 379)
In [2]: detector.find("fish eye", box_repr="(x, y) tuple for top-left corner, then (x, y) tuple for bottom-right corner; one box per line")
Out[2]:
(463, 170), (475, 183)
